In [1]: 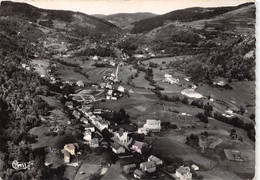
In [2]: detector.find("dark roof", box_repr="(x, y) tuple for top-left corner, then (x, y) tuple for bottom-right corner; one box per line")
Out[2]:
(134, 169), (144, 176)
(111, 142), (122, 150)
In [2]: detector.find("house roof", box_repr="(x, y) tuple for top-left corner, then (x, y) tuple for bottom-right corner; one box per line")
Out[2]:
(64, 144), (75, 150)
(134, 169), (145, 176)
(148, 155), (162, 163)
(146, 119), (161, 124)
(141, 161), (156, 168)
(84, 129), (91, 135)
(90, 138), (99, 144)
(61, 149), (70, 157)
(111, 142), (122, 150)
(123, 164), (136, 170)
(132, 141), (145, 149)
(176, 166), (190, 175)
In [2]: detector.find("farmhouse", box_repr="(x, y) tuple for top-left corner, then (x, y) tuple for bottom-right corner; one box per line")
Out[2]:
(122, 163), (136, 174)
(131, 141), (147, 154)
(61, 150), (70, 163)
(224, 149), (244, 162)
(65, 101), (73, 109)
(148, 155), (163, 165)
(84, 124), (95, 132)
(133, 169), (145, 179)
(163, 74), (180, 84)
(138, 127), (149, 135)
(118, 86), (125, 92)
(191, 164), (199, 171)
(64, 144), (76, 155)
(76, 80), (84, 87)
(83, 129), (92, 141)
(111, 142), (125, 154)
(175, 166), (192, 180)
(72, 110), (81, 119)
(61, 143), (78, 163)
(143, 119), (161, 132)
(89, 138), (99, 148)
(96, 120), (109, 130)
(140, 161), (156, 173)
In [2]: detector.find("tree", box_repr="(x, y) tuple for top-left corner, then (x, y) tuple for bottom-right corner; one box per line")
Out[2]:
(197, 113), (209, 124)
(249, 113), (255, 120)
(239, 105), (245, 115)
(182, 97), (189, 104)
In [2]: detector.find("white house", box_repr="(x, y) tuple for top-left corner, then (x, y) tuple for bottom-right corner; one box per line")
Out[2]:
(92, 55), (99, 61)
(85, 124), (95, 132)
(143, 119), (161, 132)
(83, 129), (92, 141)
(96, 120), (109, 130)
(163, 74), (179, 84)
(111, 97), (117, 100)
(118, 86), (125, 92)
(140, 161), (156, 173)
(191, 164), (199, 171)
(138, 127), (149, 135)
(148, 155), (163, 165)
(76, 80), (84, 87)
(175, 166), (192, 180)
(89, 138), (99, 148)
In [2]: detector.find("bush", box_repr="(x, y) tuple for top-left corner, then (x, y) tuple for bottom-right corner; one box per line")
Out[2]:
(197, 113), (209, 123)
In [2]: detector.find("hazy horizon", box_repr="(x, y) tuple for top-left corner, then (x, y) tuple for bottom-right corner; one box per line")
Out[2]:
(0, 0), (254, 15)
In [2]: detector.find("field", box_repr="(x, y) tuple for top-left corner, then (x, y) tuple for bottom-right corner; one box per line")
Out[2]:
(58, 69), (90, 83)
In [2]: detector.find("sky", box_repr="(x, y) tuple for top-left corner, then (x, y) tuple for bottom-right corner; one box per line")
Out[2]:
(2, 0), (254, 15)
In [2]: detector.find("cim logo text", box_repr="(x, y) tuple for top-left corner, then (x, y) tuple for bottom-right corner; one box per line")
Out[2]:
(11, 160), (33, 170)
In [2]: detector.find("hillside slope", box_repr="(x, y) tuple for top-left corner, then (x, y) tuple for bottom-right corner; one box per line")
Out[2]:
(131, 2), (254, 33)
(0, 1), (122, 39)
(100, 12), (157, 29)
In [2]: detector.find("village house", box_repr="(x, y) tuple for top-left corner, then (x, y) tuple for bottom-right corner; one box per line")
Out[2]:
(131, 141), (147, 154)
(80, 117), (88, 124)
(65, 101), (73, 109)
(83, 129), (92, 141)
(96, 119), (109, 130)
(89, 138), (99, 148)
(143, 119), (161, 132)
(76, 80), (84, 87)
(64, 144), (76, 155)
(123, 163), (136, 174)
(133, 169), (145, 179)
(138, 127), (149, 135)
(72, 110), (81, 119)
(93, 108), (102, 115)
(111, 142), (125, 154)
(61, 150), (70, 163)
(191, 164), (199, 171)
(100, 82), (106, 88)
(148, 155), (163, 166)
(61, 143), (78, 163)
(163, 74), (180, 84)
(84, 124), (95, 132)
(92, 55), (99, 61)
(118, 86), (125, 92)
(140, 161), (156, 173)
(175, 166), (192, 180)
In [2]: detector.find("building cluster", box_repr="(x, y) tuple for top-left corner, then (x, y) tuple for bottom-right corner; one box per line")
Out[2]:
(163, 73), (180, 84)
(138, 119), (161, 135)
